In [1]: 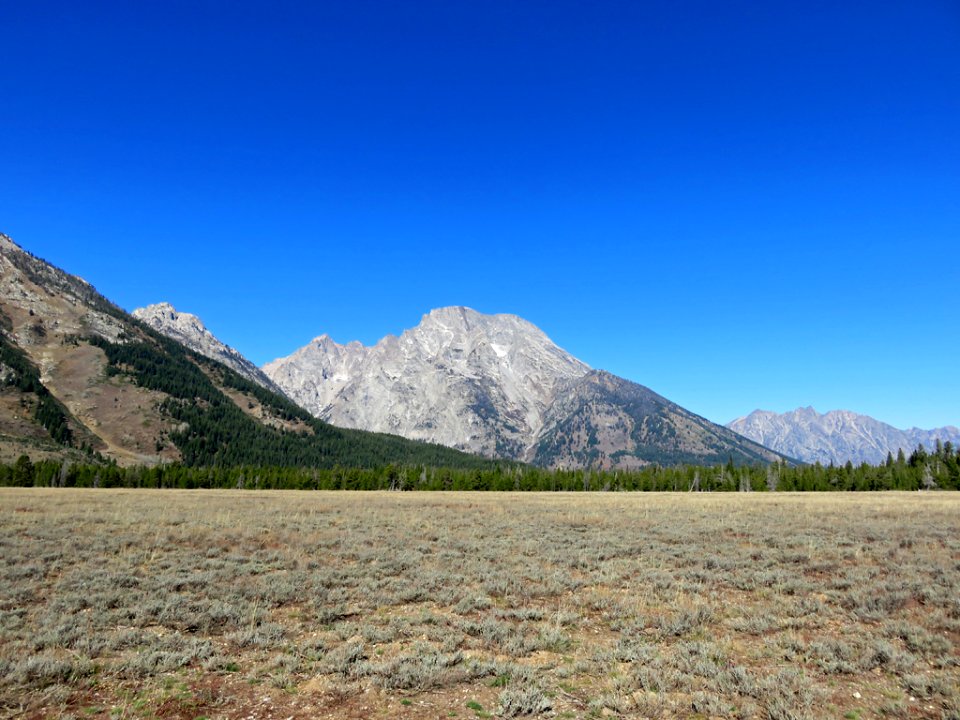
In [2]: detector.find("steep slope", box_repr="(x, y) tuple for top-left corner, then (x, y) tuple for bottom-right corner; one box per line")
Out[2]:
(132, 302), (286, 396)
(0, 329), (103, 464)
(0, 234), (492, 469)
(265, 307), (788, 468)
(727, 407), (960, 465)
(264, 306), (591, 459)
(0, 233), (162, 464)
(535, 371), (784, 468)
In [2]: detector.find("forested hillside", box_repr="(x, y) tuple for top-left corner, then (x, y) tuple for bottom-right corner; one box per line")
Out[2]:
(0, 234), (493, 469)
(86, 331), (494, 468)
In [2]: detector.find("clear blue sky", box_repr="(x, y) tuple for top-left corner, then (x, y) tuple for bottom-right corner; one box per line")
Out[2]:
(2, 1), (958, 429)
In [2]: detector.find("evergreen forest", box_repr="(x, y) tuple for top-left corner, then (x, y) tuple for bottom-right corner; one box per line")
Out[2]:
(2, 441), (957, 491)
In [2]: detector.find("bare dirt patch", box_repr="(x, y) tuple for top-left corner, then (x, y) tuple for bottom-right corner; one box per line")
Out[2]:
(40, 343), (180, 465)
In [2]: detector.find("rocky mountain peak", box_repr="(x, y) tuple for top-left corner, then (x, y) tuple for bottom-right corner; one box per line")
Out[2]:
(145, 301), (177, 318)
(419, 306), (549, 335)
(263, 306), (592, 460)
(421, 305), (479, 327)
(134, 303), (206, 335)
(132, 302), (286, 397)
(263, 307), (785, 467)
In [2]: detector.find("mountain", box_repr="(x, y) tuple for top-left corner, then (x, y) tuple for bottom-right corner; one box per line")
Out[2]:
(534, 371), (782, 468)
(264, 306), (787, 468)
(727, 407), (960, 465)
(264, 307), (589, 460)
(132, 302), (285, 396)
(0, 233), (491, 469)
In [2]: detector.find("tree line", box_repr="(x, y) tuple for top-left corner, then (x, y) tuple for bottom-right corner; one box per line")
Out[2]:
(2, 442), (957, 491)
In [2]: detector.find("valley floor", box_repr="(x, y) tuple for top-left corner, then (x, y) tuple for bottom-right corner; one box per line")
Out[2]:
(1, 490), (958, 719)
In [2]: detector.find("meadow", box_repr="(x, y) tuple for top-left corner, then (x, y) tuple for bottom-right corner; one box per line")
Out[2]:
(1, 489), (957, 719)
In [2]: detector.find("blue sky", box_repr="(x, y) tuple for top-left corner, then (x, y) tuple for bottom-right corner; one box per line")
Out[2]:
(2, 1), (958, 429)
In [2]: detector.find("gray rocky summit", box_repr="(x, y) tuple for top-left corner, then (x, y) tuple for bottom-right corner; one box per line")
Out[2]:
(727, 407), (960, 465)
(263, 306), (785, 467)
(132, 302), (286, 396)
(263, 306), (590, 461)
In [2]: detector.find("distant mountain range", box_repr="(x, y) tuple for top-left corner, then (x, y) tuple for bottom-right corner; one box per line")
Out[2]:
(0, 233), (488, 469)
(138, 301), (784, 468)
(260, 306), (786, 468)
(5, 231), (952, 470)
(727, 407), (960, 465)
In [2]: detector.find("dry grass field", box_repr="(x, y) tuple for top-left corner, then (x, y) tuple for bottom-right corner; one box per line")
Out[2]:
(1, 490), (958, 720)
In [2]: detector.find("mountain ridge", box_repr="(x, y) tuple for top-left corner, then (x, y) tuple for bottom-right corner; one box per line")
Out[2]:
(727, 407), (960, 465)
(264, 306), (788, 468)
(263, 305), (593, 461)
(132, 302), (287, 397)
(0, 233), (493, 469)
(533, 370), (785, 468)
(7, 231), (953, 470)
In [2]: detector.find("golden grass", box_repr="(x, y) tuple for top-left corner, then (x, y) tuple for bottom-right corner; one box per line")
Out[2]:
(1, 490), (958, 719)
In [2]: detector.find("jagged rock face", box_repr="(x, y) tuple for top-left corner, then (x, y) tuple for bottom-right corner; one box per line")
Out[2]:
(264, 307), (591, 460)
(265, 307), (788, 467)
(727, 407), (960, 465)
(132, 303), (286, 396)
